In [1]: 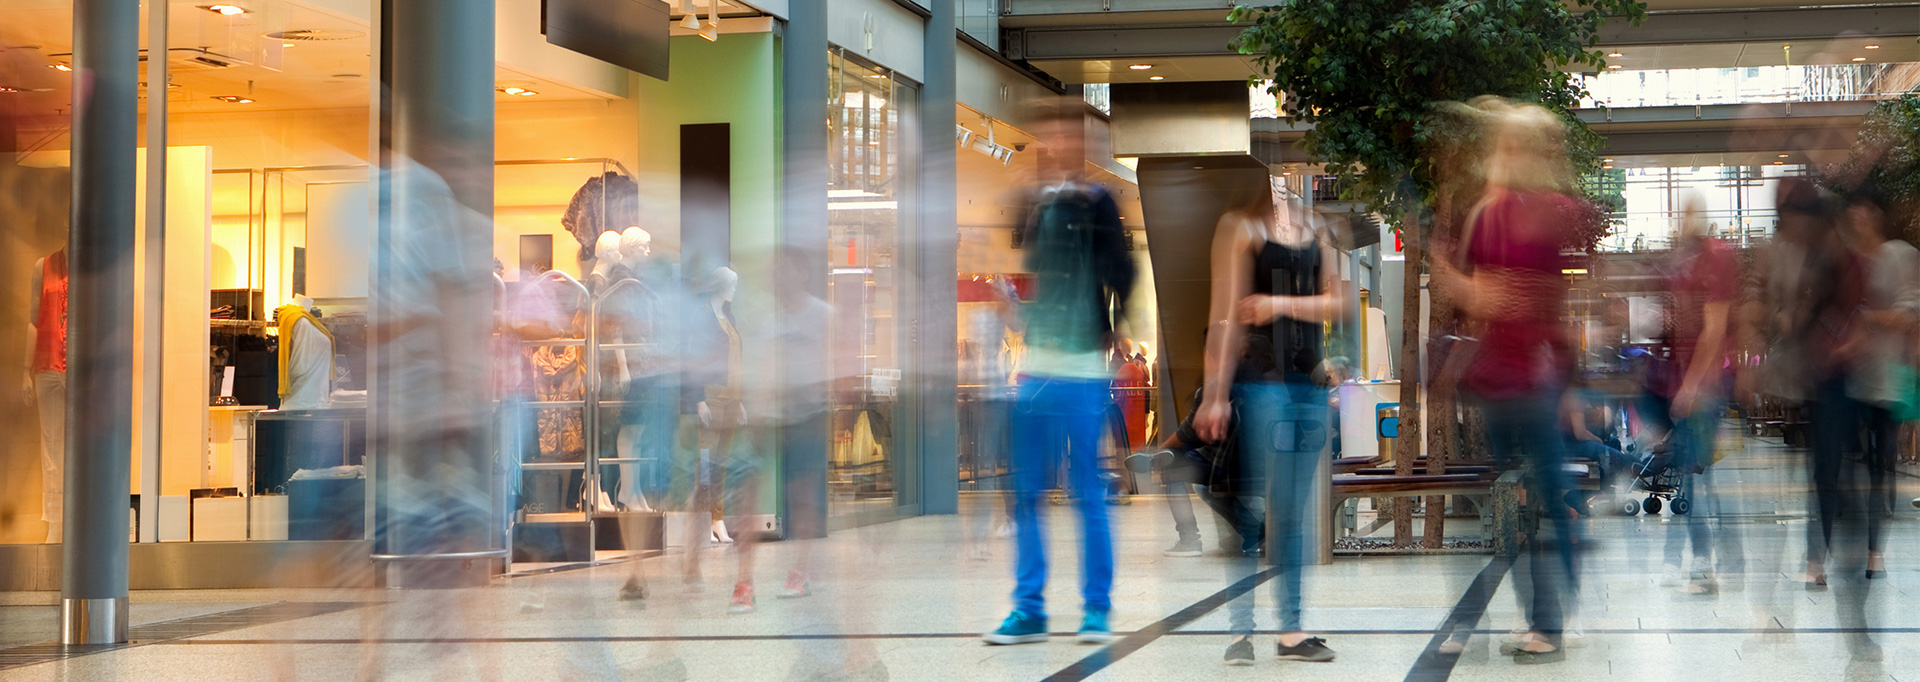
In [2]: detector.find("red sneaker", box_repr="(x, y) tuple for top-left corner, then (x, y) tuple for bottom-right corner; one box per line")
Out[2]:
(777, 569), (811, 599)
(728, 580), (756, 614)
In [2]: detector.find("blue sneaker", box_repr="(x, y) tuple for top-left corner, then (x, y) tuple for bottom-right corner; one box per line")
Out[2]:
(1077, 610), (1113, 644)
(983, 611), (1048, 645)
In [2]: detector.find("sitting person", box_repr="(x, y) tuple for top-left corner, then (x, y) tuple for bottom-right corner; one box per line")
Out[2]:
(1130, 386), (1265, 557)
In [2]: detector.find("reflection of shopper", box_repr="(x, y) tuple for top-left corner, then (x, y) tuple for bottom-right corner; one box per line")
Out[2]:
(1193, 178), (1343, 666)
(1149, 386), (1263, 558)
(28, 248), (67, 544)
(983, 97), (1136, 648)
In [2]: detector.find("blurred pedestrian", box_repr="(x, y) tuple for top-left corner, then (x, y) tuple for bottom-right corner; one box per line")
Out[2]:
(1193, 176), (1345, 665)
(983, 95), (1136, 647)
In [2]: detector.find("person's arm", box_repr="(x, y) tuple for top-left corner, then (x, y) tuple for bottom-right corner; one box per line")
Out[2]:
(1674, 246), (1735, 418)
(1195, 213), (1255, 444)
(1091, 191), (1139, 340)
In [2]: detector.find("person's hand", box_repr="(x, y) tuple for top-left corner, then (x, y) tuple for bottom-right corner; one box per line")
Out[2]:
(698, 401), (713, 427)
(1671, 383), (1699, 420)
(1194, 397), (1232, 444)
(1236, 295), (1290, 326)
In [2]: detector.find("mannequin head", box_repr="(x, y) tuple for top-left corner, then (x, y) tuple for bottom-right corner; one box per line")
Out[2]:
(590, 230), (623, 280)
(292, 294), (320, 317)
(705, 266), (739, 304)
(620, 227), (652, 263)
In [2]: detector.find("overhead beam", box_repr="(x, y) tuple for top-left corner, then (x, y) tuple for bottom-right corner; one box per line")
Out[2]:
(1010, 4), (1920, 61)
(1596, 4), (1920, 47)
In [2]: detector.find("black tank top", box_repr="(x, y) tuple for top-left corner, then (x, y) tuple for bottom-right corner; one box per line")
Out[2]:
(1241, 239), (1324, 382)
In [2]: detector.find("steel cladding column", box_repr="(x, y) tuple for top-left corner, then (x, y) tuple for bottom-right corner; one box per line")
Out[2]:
(62, 0), (138, 645)
(917, 0), (959, 516)
(377, 0), (496, 587)
(780, 7), (830, 539)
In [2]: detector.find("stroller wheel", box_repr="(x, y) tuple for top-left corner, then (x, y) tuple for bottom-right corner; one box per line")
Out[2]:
(1622, 498), (1640, 516)
(1643, 496), (1663, 516)
(1670, 497), (1691, 516)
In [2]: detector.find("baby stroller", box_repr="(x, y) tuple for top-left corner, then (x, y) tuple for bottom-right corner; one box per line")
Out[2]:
(1616, 434), (1690, 516)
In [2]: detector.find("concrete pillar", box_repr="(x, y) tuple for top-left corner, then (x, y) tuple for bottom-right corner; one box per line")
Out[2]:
(779, 6), (831, 539)
(916, 0), (959, 516)
(62, 0), (139, 645)
(372, 0), (498, 587)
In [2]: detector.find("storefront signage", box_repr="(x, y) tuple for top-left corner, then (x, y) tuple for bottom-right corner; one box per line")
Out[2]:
(543, 0), (671, 81)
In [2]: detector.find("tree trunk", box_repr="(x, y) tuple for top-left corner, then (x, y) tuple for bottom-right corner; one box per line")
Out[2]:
(1394, 212), (1423, 546)
(1423, 207), (1456, 549)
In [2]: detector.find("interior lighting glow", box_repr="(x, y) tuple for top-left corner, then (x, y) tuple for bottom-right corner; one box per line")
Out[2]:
(202, 4), (247, 15)
(1866, 44), (1881, 50)
(1607, 64), (1622, 70)
(49, 64), (72, 72)
(1606, 52), (1623, 58)
(1148, 75), (1165, 81)
(211, 95), (253, 103)
(1128, 64), (1153, 71)
(1853, 57), (1867, 62)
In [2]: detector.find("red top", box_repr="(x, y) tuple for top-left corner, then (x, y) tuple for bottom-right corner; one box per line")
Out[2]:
(1461, 192), (1581, 400)
(32, 250), (67, 374)
(1654, 236), (1738, 397)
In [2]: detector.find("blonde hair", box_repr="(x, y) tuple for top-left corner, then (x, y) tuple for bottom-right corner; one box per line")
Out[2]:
(1473, 97), (1574, 194)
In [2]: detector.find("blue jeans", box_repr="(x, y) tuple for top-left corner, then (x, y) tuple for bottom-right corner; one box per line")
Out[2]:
(1481, 391), (1575, 639)
(1655, 396), (1734, 571)
(1009, 375), (1115, 618)
(1226, 380), (1325, 635)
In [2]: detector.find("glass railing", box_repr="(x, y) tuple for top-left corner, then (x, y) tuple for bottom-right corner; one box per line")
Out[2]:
(1580, 63), (1918, 109)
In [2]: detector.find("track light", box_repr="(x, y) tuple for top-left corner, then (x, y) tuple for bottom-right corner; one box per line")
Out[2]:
(679, 0), (700, 30)
(699, 0), (718, 41)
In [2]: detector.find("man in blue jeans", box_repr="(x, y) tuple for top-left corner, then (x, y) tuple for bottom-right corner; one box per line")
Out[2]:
(983, 96), (1137, 647)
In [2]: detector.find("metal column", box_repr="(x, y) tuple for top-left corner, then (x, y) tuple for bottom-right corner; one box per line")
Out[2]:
(779, 6), (831, 539)
(917, 0), (960, 516)
(63, 0), (139, 645)
(372, 0), (500, 588)
(137, 0), (167, 546)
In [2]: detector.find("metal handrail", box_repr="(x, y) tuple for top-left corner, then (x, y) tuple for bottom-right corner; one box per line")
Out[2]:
(370, 549), (510, 562)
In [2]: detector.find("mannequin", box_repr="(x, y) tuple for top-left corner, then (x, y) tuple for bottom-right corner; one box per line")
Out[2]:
(620, 226), (652, 264)
(696, 267), (743, 546)
(27, 248), (67, 543)
(275, 294), (336, 410)
(587, 230), (625, 290)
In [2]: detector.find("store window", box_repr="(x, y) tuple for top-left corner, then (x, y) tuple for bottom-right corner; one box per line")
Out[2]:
(827, 49), (916, 519)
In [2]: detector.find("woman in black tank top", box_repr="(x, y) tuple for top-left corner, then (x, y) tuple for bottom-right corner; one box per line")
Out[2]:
(1192, 178), (1348, 663)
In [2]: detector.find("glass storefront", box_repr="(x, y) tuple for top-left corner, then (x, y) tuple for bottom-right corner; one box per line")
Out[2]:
(826, 49), (917, 520)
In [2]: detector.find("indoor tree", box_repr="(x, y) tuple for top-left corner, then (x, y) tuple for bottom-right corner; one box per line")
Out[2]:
(1230, 0), (1645, 547)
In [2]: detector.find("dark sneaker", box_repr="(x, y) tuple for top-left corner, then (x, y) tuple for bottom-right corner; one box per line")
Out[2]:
(619, 576), (648, 602)
(1163, 537), (1203, 557)
(1224, 638), (1255, 666)
(1277, 636), (1335, 662)
(983, 611), (1048, 645)
(1077, 611), (1113, 644)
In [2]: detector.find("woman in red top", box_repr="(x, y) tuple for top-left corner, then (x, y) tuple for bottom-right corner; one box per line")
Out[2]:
(1433, 99), (1591, 664)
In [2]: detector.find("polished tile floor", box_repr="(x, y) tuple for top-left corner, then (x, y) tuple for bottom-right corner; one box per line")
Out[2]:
(2, 433), (1917, 681)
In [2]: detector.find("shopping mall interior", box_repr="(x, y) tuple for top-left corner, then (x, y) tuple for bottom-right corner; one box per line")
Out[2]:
(1, 0), (1918, 679)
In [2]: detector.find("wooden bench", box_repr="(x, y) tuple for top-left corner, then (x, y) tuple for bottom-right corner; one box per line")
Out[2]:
(1353, 465), (1494, 477)
(1331, 455), (1385, 475)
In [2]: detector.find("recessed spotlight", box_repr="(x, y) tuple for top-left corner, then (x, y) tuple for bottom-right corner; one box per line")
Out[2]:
(1853, 56), (1867, 62)
(211, 95), (253, 103)
(1128, 64), (1153, 71)
(1866, 44), (1881, 50)
(1602, 165), (1613, 169)
(201, 4), (248, 15)
(282, 42), (295, 47)
(0, 86), (19, 94)
(49, 63), (72, 72)
(1148, 75), (1164, 81)
(1603, 158), (1613, 163)
(1606, 52), (1623, 58)
(1779, 154), (1789, 158)
(1774, 161), (1784, 165)
(499, 86), (526, 95)
(1607, 64), (1622, 70)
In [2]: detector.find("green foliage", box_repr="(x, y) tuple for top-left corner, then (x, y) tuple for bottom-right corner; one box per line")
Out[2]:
(1230, 0), (1647, 225)
(1823, 95), (1920, 232)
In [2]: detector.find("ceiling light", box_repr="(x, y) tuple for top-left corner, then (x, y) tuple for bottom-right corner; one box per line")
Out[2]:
(201, 4), (248, 15)
(1866, 44), (1881, 50)
(1128, 64), (1153, 71)
(499, 86), (526, 95)
(1602, 158), (1613, 163)
(1853, 56), (1867, 62)
(211, 95), (253, 103)
(1606, 52), (1623, 58)
(1148, 75), (1164, 81)
(282, 42), (295, 47)
(1602, 165), (1613, 169)
(1607, 64), (1622, 70)
(699, 0), (718, 42)
(679, 0), (701, 30)
(49, 63), (72, 72)
(1779, 154), (1789, 158)
(0, 86), (19, 94)
(1774, 161), (1784, 165)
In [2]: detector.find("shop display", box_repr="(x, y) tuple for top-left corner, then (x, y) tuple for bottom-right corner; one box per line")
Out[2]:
(275, 295), (337, 410)
(28, 248), (67, 544)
